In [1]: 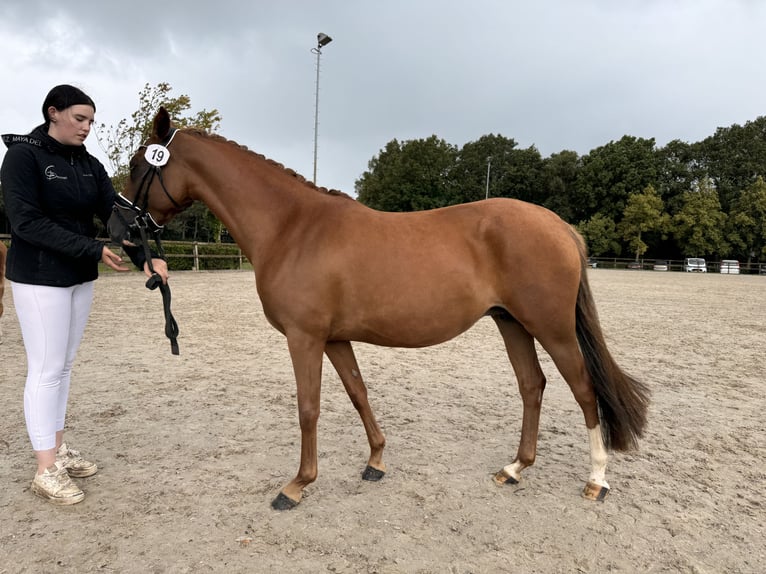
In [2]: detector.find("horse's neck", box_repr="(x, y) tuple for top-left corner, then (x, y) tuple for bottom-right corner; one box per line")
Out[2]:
(189, 148), (319, 263)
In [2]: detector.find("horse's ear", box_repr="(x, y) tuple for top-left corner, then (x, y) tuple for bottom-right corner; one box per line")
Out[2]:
(153, 107), (172, 140)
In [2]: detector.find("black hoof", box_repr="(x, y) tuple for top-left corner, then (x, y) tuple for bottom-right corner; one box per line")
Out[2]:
(503, 475), (519, 485)
(362, 465), (385, 481)
(271, 492), (298, 511)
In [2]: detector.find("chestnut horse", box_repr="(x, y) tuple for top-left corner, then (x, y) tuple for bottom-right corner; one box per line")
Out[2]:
(109, 108), (649, 510)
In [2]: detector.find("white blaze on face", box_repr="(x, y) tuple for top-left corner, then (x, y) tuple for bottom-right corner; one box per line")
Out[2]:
(587, 425), (609, 488)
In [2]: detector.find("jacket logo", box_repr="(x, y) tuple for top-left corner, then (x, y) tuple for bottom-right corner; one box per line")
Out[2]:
(44, 165), (68, 180)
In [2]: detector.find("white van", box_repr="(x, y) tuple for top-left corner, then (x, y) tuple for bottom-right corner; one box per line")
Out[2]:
(720, 260), (740, 274)
(684, 258), (707, 272)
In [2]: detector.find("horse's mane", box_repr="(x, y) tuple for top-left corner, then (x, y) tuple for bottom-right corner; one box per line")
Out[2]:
(182, 128), (353, 200)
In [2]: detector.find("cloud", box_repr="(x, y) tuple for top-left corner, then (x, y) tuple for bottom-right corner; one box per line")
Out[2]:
(2, 0), (765, 195)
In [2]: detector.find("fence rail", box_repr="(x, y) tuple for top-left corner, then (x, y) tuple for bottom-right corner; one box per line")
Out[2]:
(1, 235), (764, 274)
(0, 236), (248, 272)
(590, 257), (766, 274)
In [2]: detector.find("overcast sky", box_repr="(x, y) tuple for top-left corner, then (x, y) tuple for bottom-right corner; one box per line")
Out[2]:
(1, 0), (764, 195)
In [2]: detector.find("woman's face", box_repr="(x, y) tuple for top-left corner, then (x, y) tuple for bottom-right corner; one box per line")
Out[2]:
(47, 104), (95, 146)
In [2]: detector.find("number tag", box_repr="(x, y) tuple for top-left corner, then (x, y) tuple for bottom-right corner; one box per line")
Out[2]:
(145, 144), (170, 167)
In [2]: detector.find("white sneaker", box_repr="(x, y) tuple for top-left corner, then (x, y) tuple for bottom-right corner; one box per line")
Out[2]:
(56, 442), (98, 478)
(31, 462), (85, 505)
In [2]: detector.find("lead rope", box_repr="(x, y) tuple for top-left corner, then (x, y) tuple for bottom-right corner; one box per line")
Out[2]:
(137, 222), (180, 355)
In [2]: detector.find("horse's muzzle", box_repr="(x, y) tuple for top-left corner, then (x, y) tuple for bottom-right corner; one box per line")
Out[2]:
(108, 194), (163, 246)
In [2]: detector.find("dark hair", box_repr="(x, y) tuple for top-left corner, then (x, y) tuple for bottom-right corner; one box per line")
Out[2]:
(41, 84), (96, 124)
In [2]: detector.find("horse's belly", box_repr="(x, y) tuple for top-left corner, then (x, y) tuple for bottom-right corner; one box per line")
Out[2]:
(336, 298), (488, 348)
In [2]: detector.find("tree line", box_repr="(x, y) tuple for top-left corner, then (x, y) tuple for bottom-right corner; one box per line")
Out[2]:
(2, 82), (764, 264)
(354, 122), (766, 264)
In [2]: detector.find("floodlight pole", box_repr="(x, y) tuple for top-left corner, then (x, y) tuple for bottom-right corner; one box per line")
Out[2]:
(485, 156), (492, 199)
(312, 33), (332, 184)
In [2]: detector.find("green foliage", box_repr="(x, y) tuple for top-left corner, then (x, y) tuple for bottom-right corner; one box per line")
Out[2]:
(726, 176), (766, 260)
(160, 242), (244, 271)
(356, 133), (548, 211)
(671, 178), (728, 257)
(655, 139), (706, 211)
(353, 117), (766, 261)
(618, 185), (669, 260)
(698, 116), (766, 212)
(452, 134), (544, 204)
(572, 136), (659, 222)
(450, 134), (518, 203)
(355, 136), (459, 211)
(197, 243), (243, 270)
(540, 150), (580, 222)
(577, 213), (622, 257)
(161, 242), (196, 270)
(96, 82), (221, 187)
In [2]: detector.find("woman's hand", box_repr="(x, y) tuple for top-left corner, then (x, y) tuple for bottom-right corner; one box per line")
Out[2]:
(101, 245), (130, 272)
(144, 258), (169, 284)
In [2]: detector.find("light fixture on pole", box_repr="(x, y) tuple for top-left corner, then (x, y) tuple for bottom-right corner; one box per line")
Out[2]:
(312, 32), (332, 184)
(485, 156), (492, 199)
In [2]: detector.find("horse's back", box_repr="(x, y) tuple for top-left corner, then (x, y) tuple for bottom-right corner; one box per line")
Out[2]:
(323, 198), (582, 286)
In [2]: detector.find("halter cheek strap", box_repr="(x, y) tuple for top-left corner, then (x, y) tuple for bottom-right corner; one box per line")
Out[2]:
(133, 127), (181, 355)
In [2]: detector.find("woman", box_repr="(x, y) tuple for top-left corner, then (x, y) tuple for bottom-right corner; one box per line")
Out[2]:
(1, 84), (169, 505)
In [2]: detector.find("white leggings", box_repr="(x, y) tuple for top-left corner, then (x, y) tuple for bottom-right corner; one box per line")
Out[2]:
(11, 281), (95, 451)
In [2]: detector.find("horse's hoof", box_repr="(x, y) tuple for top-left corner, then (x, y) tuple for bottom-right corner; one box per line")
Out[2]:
(271, 492), (299, 511)
(362, 465), (385, 481)
(582, 481), (609, 501)
(492, 469), (519, 486)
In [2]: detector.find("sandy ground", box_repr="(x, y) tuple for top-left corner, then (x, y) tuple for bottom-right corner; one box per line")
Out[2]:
(0, 269), (764, 573)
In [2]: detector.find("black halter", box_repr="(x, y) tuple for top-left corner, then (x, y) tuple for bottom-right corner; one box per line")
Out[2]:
(111, 128), (181, 355)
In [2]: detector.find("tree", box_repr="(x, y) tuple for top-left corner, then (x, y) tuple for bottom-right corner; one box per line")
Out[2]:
(726, 176), (766, 262)
(451, 134), (518, 203)
(573, 136), (659, 223)
(655, 139), (707, 213)
(541, 150), (580, 222)
(697, 116), (766, 212)
(618, 185), (669, 260)
(671, 177), (727, 257)
(95, 83), (224, 241)
(355, 136), (459, 211)
(577, 213), (621, 257)
(96, 82), (221, 190)
(452, 134), (545, 205)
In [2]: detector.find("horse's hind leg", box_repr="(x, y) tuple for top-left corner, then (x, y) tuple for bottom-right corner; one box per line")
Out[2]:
(542, 338), (610, 500)
(491, 316), (547, 486)
(325, 341), (387, 480)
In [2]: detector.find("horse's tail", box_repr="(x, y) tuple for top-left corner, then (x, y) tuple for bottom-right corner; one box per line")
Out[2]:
(570, 229), (650, 451)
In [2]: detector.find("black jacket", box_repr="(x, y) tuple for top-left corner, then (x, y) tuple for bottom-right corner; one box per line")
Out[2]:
(1, 125), (143, 286)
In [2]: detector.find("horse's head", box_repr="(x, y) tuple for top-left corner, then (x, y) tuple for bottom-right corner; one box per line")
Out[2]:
(107, 107), (192, 246)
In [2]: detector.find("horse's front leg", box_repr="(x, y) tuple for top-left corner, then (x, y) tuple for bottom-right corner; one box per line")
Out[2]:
(325, 341), (386, 481)
(271, 333), (326, 511)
